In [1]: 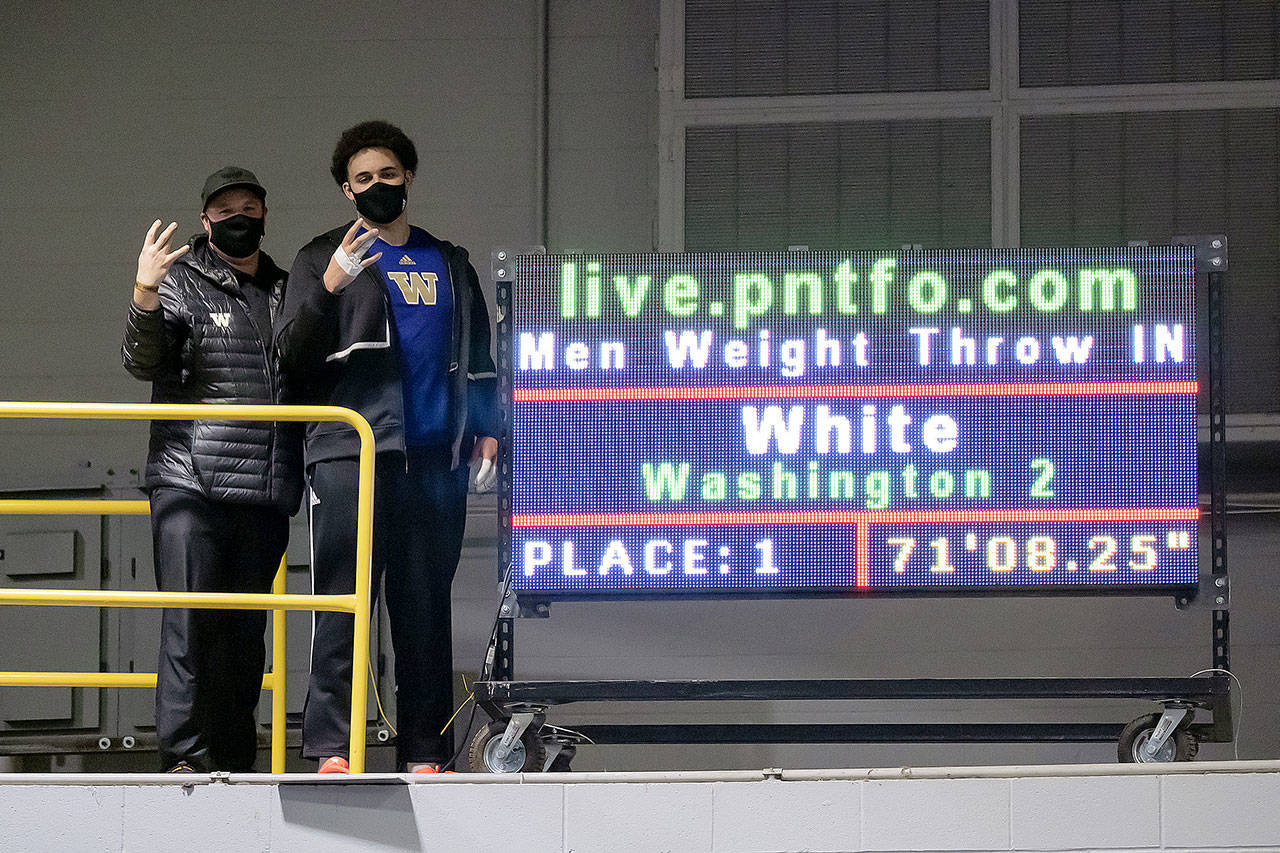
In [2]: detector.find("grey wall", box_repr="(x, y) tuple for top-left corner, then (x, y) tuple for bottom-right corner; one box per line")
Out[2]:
(2, 0), (1278, 773)
(3, 767), (1280, 852)
(0, 0), (553, 484)
(549, 1), (658, 251)
(0, 0), (656, 476)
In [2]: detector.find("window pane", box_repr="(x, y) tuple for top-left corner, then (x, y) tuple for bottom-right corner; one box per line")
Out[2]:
(685, 0), (990, 97)
(685, 119), (992, 250)
(1021, 109), (1280, 411)
(1020, 0), (1280, 86)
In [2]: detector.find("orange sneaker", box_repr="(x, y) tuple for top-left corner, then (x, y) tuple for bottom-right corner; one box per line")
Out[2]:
(410, 762), (453, 774)
(318, 756), (350, 774)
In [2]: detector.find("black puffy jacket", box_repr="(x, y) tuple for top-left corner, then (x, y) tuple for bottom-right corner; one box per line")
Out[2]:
(122, 234), (303, 512)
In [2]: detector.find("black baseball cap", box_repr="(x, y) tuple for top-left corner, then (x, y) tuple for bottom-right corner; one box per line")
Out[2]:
(200, 166), (267, 208)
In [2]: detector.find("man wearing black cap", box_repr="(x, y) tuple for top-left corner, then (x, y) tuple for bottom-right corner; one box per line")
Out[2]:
(122, 167), (302, 772)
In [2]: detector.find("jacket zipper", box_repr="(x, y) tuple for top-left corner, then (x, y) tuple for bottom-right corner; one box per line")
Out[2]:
(226, 267), (279, 502)
(445, 251), (463, 463)
(333, 232), (462, 472)
(368, 266), (411, 470)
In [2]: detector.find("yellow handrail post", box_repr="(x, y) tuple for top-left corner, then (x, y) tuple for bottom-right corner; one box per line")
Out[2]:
(270, 555), (287, 774)
(0, 401), (376, 774)
(346, 414), (376, 774)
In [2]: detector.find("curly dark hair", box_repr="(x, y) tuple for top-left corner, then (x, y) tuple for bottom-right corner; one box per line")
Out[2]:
(330, 120), (419, 186)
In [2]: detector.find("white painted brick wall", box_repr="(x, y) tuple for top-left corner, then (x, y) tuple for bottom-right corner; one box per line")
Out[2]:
(711, 779), (860, 853)
(1162, 772), (1280, 848)
(1011, 775), (1162, 850)
(0, 785), (123, 852)
(565, 781), (715, 852)
(122, 784), (272, 852)
(411, 783), (566, 853)
(7, 767), (1276, 853)
(862, 778), (1011, 851)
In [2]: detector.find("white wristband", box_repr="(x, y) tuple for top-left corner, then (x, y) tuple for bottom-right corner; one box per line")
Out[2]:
(333, 246), (365, 277)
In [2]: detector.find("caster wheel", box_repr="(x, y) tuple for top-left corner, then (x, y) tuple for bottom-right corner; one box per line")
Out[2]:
(464, 720), (547, 773)
(1117, 712), (1199, 763)
(546, 743), (576, 772)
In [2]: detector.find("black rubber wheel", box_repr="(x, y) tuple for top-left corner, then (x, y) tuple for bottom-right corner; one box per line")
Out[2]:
(464, 720), (547, 773)
(1117, 712), (1199, 763)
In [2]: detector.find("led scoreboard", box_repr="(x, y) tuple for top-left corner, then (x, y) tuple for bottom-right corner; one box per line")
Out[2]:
(501, 248), (1199, 597)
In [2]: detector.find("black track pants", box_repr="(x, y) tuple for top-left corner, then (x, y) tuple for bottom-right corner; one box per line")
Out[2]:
(301, 449), (468, 767)
(150, 488), (288, 772)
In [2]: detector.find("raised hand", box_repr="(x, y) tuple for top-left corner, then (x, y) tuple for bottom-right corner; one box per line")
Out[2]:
(324, 216), (382, 293)
(134, 220), (189, 308)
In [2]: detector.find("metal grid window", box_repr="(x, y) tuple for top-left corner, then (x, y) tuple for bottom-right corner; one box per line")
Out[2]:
(1020, 0), (1280, 87)
(661, 0), (1280, 411)
(685, 120), (992, 250)
(685, 0), (989, 97)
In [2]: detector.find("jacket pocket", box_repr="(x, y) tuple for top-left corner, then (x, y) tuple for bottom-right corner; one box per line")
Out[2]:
(191, 419), (272, 497)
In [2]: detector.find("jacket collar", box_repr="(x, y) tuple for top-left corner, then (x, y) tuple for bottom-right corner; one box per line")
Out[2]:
(178, 233), (285, 294)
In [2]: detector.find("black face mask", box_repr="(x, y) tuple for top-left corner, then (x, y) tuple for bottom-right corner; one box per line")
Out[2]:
(208, 214), (264, 259)
(352, 181), (407, 224)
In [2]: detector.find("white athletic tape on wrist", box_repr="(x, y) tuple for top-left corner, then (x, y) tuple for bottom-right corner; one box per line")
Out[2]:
(333, 246), (365, 277)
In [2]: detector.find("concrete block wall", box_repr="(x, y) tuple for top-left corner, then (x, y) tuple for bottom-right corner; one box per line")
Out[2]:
(2, 766), (1279, 852)
(548, 0), (659, 251)
(0, 0), (548, 481)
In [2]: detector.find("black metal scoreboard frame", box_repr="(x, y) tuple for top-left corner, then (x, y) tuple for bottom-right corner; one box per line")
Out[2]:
(502, 246), (1202, 602)
(479, 238), (1232, 766)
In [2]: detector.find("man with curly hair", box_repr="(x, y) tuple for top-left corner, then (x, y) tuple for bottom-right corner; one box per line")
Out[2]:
(275, 121), (498, 773)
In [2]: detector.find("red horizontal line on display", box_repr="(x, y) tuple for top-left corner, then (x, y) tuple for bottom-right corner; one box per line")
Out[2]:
(512, 381), (1198, 403)
(511, 508), (1201, 528)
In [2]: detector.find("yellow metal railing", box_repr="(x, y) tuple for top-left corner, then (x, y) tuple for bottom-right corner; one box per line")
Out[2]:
(0, 401), (376, 773)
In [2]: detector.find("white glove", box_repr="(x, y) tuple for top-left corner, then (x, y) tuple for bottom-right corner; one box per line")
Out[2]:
(473, 456), (496, 492)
